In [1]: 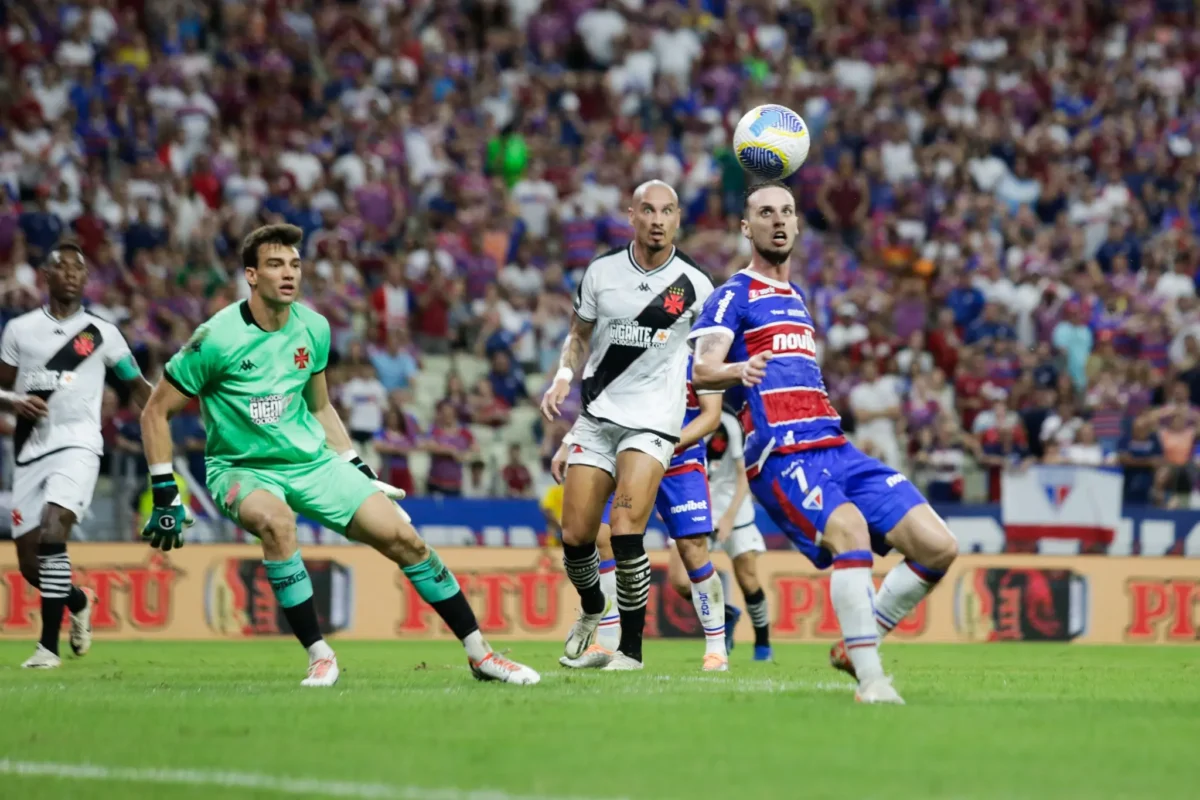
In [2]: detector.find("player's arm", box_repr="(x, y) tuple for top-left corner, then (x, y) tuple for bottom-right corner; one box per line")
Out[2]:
(691, 332), (772, 390)
(676, 391), (722, 450)
(0, 327), (48, 419)
(139, 378), (195, 551)
(541, 312), (593, 420)
(542, 263), (598, 420)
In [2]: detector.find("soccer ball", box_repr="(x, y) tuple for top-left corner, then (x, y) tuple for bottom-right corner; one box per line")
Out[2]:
(733, 105), (811, 181)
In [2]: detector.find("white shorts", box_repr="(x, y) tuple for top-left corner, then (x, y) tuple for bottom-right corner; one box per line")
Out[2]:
(566, 415), (675, 477)
(11, 448), (101, 538)
(712, 522), (767, 560)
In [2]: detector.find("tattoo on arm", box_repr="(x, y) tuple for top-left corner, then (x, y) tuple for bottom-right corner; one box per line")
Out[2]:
(560, 317), (593, 373)
(695, 334), (730, 363)
(612, 493), (633, 511)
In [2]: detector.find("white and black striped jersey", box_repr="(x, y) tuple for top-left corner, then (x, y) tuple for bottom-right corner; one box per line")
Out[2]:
(0, 307), (134, 464)
(706, 410), (755, 527)
(573, 244), (713, 440)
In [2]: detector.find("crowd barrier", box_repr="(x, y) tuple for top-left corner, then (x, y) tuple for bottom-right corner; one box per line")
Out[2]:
(1, 545), (1198, 644)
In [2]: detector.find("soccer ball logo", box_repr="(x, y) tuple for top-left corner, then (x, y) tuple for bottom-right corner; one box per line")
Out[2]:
(733, 104), (810, 180)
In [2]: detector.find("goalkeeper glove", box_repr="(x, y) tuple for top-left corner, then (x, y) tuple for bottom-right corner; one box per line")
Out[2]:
(142, 469), (194, 552)
(344, 449), (379, 480)
(343, 450), (407, 501)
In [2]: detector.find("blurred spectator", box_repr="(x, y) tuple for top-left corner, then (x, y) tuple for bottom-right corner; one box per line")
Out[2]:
(374, 407), (421, 499)
(488, 350), (528, 408)
(369, 329), (419, 395)
(849, 360), (902, 468)
(340, 363), (388, 449)
(425, 401), (477, 498)
(462, 458), (492, 499)
(502, 444), (534, 498)
(470, 377), (511, 428)
(1119, 417), (1166, 507)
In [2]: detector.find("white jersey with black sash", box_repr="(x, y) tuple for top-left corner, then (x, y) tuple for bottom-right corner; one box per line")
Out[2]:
(573, 244), (713, 442)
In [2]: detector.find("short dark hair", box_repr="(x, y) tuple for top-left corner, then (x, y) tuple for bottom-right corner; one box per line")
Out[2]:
(743, 181), (796, 213)
(49, 240), (86, 264)
(240, 224), (304, 269)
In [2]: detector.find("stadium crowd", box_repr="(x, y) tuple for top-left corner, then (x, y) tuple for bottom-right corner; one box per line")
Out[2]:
(1, 0), (1199, 517)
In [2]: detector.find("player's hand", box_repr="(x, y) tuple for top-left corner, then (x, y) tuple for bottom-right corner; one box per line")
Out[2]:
(550, 441), (570, 484)
(141, 500), (194, 551)
(12, 394), (48, 420)
(740, 352), (775, 386)
(716, 514), (734, 544)
(541, 377), (571, 421)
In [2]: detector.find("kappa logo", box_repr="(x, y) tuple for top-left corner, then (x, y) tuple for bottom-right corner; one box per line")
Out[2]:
(637, 283), (652, 292)
(239, 359), (255, 372)
(293, 347), (310, 369)
(73, 331), (95, 356)
(11, 508), (22, 527)
(801, 486), (823, 511)
(663, 287), (686, 316)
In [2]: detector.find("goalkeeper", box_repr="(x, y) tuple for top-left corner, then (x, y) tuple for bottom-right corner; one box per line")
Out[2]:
(139, 224), (539, 687)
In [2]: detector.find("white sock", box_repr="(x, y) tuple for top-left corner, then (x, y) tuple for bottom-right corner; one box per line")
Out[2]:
(461, 629), (490, 662)
(307, 640), (334, 662)
(597, 561), (620, 651)
(689, 562), (727, 657)
(875, 560), (943, 637)
(829, 550), (883, 682)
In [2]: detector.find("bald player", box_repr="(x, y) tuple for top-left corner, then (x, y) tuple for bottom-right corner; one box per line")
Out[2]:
(542, 181), (714, 670)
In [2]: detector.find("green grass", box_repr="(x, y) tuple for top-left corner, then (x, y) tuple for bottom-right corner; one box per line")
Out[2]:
(0, 641), (1197, 799)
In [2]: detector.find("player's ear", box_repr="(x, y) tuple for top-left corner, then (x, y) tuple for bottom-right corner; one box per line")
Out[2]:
(741, 218), (751, 239)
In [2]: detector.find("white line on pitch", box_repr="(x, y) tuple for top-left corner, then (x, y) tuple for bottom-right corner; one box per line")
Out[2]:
(0, 760), (627, 800)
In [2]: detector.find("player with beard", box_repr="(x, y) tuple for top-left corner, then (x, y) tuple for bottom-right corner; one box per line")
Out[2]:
(0, 242), (152, 667)
(543, 181), (715, 671)
(689, 183), (959, 703)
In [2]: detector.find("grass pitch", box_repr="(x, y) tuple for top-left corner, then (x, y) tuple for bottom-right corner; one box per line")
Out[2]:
(0, 641), (1196, 799)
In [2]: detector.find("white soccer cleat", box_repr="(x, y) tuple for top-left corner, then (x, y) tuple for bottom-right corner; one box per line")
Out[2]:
(855, 675), (905, 705)
(600, 651), (644, 671)
(300, 654), (340, 687)
(471, 652), (541, 685)
(559, 644), (614, 669)
(69, 587), (96, 657)
(21, 644), (62, 669)
(702, 652), (729, 672)
(563, 601), (606, 659)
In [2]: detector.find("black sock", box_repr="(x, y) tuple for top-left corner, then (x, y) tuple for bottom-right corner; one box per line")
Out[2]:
(431, 591), (481, 641)
(612, 534), (650, 662)
(281, 596), (323, 649)
(562, 541), (606, 616)
(37, 543), (72, 654)
(744, 587), (770, 647)
(66, 586), (88, 614)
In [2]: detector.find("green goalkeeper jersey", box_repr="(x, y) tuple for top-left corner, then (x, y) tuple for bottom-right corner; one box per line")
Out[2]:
(164, 300), (332, 468)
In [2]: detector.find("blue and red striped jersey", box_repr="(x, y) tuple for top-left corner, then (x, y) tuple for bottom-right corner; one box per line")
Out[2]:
(688, 270), (845, 477)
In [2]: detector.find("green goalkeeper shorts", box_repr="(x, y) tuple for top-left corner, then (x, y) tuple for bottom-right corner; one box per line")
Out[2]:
(207, 450), (378, 534)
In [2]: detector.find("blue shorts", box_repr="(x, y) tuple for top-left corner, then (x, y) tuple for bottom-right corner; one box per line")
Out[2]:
(749, 442), (927, 569)
(600, 462), (713, 539)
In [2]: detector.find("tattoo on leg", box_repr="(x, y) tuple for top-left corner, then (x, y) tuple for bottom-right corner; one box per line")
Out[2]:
(612, 493), (633, 511)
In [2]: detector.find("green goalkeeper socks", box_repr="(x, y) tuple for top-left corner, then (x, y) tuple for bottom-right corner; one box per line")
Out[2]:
(402, 548), (461, 604)
(263, 551), (314, 609)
